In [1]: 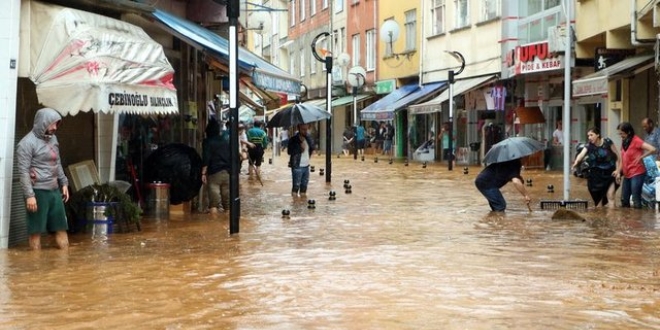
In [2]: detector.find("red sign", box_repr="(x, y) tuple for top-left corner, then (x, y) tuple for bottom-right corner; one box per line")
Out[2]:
(505, 41), (564, 76)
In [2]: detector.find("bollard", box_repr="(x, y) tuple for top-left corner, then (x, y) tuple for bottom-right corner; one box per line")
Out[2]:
(547, 184), (554, 193)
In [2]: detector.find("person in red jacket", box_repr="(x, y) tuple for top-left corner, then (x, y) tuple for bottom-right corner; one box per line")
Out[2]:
(617, 122), (656, 208)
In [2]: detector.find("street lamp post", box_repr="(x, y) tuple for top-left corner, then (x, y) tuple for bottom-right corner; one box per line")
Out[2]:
(445, 51), (465, 171)
(311, 32), (333, 183)
(227, 0), (241, 234)
(348, 66), (366, 160)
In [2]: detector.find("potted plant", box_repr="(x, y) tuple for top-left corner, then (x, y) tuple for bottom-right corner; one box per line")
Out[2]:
(67, 183), (142, 235)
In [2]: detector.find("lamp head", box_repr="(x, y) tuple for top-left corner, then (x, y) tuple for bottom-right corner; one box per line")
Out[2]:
(347, 66), (367, 88)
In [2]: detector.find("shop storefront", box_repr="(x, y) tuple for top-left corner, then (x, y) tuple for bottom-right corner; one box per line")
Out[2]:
(505, 40), (572, 169)
(408, 75), (499, 164)
(361, 82), (445, 158)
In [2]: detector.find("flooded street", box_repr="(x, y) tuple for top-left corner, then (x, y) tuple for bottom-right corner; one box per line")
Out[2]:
(2, 154), (660, 329)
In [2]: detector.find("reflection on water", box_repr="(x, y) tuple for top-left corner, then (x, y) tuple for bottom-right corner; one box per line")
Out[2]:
(2, 156), (660, 329)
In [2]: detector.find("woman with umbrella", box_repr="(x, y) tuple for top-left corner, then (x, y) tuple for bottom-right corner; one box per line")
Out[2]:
(571, 127), (621, 208)
(475, 137), (542, 212)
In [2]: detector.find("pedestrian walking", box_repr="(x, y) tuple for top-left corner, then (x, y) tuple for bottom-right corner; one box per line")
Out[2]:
(383, 122), (394, 156)
(16, 107), (70, 250)
(355, 124), (366, 156)
(342, 127), (354, 156)
(571, 127), (621, 208)
(201, 120), (231, 214)
(474, 158), (531, 212)
(246, 121), (268, 177)
(288, 124), (314, 196)
(617, 122), (657, 208)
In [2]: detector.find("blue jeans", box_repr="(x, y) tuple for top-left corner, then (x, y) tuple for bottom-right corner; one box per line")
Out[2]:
(621, 173), (645, 208)
(291, 166), (310, 194)
(477, 186), (506, 212)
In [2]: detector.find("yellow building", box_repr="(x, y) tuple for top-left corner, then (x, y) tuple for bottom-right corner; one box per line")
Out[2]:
(409, 0), (503, 164)
(573, 0), (660, 143)
(362, 0), (440, 158)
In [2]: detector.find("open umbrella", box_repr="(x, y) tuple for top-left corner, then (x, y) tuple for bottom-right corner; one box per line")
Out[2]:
(143, 143), (203, 205)
(483, 136), (545, 166)
(267, 103), (331, 128)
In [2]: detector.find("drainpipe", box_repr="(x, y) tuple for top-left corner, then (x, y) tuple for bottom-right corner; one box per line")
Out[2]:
(631, 0), (655, 46)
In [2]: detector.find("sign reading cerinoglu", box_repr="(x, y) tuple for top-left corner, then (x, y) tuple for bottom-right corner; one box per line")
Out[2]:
(108, 92), (176, 108)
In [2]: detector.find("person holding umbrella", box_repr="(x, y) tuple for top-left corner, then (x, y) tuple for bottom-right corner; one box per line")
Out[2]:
(475, 136), (543, 212)
(288, 124), (315, 196)
(475, 159), (531, 212)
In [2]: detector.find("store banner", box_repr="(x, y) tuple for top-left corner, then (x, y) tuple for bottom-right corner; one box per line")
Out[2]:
(21, 1), (178, 116)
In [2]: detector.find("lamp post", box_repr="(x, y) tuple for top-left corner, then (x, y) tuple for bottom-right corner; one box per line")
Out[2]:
(227, 0), (241, 234)
(311, 32), (333, 183)
(445, 50), (465, 171)
(348, 66), (366, 160)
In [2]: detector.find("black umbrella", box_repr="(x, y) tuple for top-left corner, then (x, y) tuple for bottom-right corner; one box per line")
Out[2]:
(267, 103), (331, 128)
(143, 143), (203, 205)
(483, 136), (545, 166)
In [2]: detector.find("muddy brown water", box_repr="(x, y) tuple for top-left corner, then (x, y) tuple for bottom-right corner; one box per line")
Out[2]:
(2, 155), (660, 329)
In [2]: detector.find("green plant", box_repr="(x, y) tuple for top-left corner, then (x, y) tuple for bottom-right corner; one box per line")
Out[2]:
(67, 183), (142, 233)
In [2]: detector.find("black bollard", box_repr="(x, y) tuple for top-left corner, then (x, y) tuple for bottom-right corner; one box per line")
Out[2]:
(281, 209), (290, 218)
(463, 167), (469, 175)
(374, 157), (378, 163)
(547, 184), (554, 193)
(319, 169), (324, 176)
(268, 158), (272, 165)
(310, 166), (315, 173)
(422, 161), (427, 168)
(389, 158), (393, 165)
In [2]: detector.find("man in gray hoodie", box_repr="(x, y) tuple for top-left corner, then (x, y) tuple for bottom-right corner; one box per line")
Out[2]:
(16, 108), (69, 250)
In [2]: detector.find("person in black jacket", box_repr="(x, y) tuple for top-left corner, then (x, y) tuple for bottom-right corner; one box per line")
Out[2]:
(201, 120), (231, 213)
(474, 158), (531, 212)
(287, 124), (315, 196)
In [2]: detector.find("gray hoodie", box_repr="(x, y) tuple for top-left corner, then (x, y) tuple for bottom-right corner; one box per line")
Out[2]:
(16, 108), (68, 199)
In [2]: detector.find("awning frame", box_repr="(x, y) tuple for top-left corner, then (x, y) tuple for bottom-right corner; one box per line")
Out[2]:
(150, 9), (301, 95)
(572, 54), (654, 97)
(409, 75), (497, 115)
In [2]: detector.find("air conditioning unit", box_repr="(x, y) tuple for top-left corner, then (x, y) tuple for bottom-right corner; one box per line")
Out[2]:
(547, 25), (567, 53)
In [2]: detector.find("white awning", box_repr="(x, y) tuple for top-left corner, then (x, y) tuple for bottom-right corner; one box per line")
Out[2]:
(409, 75), (497, 115)
(20, 0), (178, 116)
(572, 54), (654, 97)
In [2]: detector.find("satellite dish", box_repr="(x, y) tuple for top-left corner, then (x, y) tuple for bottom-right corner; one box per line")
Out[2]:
(336, 53), (351, 67)
(347, 66), (367, 88)
(248, 11), (271, 35)
(380, 20), (400, 43)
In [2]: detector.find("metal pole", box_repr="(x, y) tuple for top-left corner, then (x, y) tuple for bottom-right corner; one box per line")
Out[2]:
(325, 55), (333, 182)
(228, 0), (240, 234)
(353, 86), (358, 160)
(448, 70), (454, 171)
(311, 32), (332, 183)
(562, 0), (572, 201)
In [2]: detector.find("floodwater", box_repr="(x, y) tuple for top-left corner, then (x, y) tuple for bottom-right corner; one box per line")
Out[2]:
(2, 153), (660, 329)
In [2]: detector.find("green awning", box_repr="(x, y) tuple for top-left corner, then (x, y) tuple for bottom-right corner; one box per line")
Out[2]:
(331, 94), (372, 107)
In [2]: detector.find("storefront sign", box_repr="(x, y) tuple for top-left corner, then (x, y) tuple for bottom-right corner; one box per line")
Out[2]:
(572, 77), (608, 97)
(375, 79), (395, 95)
(594, 47), (636, 72)
(505, 41), (564, 76)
